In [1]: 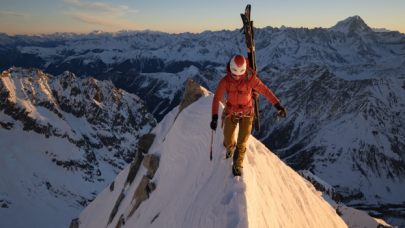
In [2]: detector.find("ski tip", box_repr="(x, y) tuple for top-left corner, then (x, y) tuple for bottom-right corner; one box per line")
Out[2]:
(244, 5), (251, 18)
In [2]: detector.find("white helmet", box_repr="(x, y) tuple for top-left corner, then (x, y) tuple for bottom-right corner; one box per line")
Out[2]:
(230, 55), (246, 75)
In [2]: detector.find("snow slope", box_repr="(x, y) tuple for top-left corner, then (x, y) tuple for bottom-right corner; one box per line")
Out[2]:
(77, 95), (347, 228)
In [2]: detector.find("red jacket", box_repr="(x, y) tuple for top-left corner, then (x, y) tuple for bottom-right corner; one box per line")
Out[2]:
(212, 59), (279, 116)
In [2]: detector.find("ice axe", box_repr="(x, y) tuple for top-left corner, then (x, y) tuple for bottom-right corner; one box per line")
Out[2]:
(210, 130), (214, 161)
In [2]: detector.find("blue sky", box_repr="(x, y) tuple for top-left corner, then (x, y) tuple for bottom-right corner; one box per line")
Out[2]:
(0, 0), (404, 35)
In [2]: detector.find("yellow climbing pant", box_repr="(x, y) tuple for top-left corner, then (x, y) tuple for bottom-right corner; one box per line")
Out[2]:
(223, 115), (253, 167)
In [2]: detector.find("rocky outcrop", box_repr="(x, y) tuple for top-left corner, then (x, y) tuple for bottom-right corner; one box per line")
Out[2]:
(178, 78), (211, 114)
(126, 155), (159, 218)
(124, 135), (159, 219)
(125, 154), (143, 185)
(108, 134), (156, 226)
(68, 218), (79, 228)
(128, 175), (150, 218)
(125, 133), (156, 185)
(1, 70), (11, 77)
(108, 189), (125, 225)
(137, 134), (156, 154)
(148, 182), (156, 192)
(161, 78), (213, 143)
(73, 133), (158, 227)
(143, 154), (159, 178)
(115, 214), (126, 228)
(0, 120), (14, 129)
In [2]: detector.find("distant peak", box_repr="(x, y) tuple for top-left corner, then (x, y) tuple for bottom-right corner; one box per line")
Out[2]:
(330, 15), (373, 34)
(90, 30), (105, 35)
(372, 27), (394, 33)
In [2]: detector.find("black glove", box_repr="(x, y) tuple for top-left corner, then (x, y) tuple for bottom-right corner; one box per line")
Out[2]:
(274, 102), (287, 118)
(210, 114), (218, 130)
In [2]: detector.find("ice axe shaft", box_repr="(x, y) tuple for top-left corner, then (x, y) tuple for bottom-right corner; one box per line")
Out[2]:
(210, 130), (214, 161)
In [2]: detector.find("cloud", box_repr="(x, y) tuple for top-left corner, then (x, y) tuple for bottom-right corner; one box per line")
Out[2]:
(64, 0), (138, 14)
(63, 0), (139, 30)
(64, 12), (138, 29)
(0, 11), (29, 18)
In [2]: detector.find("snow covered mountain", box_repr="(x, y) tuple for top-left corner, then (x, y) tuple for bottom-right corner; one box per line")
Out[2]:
(0, 16), (403, 120)
(1, 15), (404, 227)
(0, 67), (156, 227)
(329, 15), (374, 35)
(74, 90), (349, 228)
(257, 64), (405, 227)
(0, 16), (403, 77)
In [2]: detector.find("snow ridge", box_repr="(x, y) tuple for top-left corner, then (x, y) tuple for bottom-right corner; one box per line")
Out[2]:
(77, 95), (348, 228)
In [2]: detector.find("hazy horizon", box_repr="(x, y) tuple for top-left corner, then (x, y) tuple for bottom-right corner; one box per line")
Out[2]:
(1, 0), (404, 35)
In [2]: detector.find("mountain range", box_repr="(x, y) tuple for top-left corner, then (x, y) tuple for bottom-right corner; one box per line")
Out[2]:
(1, 15), (404, 227)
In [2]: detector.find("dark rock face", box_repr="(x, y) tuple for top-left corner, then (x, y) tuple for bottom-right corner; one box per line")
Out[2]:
(128, 175), (150, 218)
(138, 134), (156, 154)
(0, 120), (14, 129)
(178, 78), (211, 114)
(125, 134), (156, 185)
(142, 154), (159, 178)
(148, 182), (156, 192)
(108, 190), (125, 225)
(126, 153), (144, 185)
(69, 218), (79, 228)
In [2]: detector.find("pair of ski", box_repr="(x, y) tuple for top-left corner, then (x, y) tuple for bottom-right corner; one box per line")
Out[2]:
(241, 4), (261, 134)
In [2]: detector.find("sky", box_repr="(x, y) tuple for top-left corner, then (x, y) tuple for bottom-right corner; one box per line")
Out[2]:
(0, 0), (404, 35)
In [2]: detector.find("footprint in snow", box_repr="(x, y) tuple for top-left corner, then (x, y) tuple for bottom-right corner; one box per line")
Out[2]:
(220, 173), (247, 228)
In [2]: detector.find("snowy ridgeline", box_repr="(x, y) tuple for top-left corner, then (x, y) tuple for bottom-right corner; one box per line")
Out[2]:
(77, 94), (350, 228)
(0, 67), (156, 228)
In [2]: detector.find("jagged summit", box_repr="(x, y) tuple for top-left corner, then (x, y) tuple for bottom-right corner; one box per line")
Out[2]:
(329, 15), (373, 34)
